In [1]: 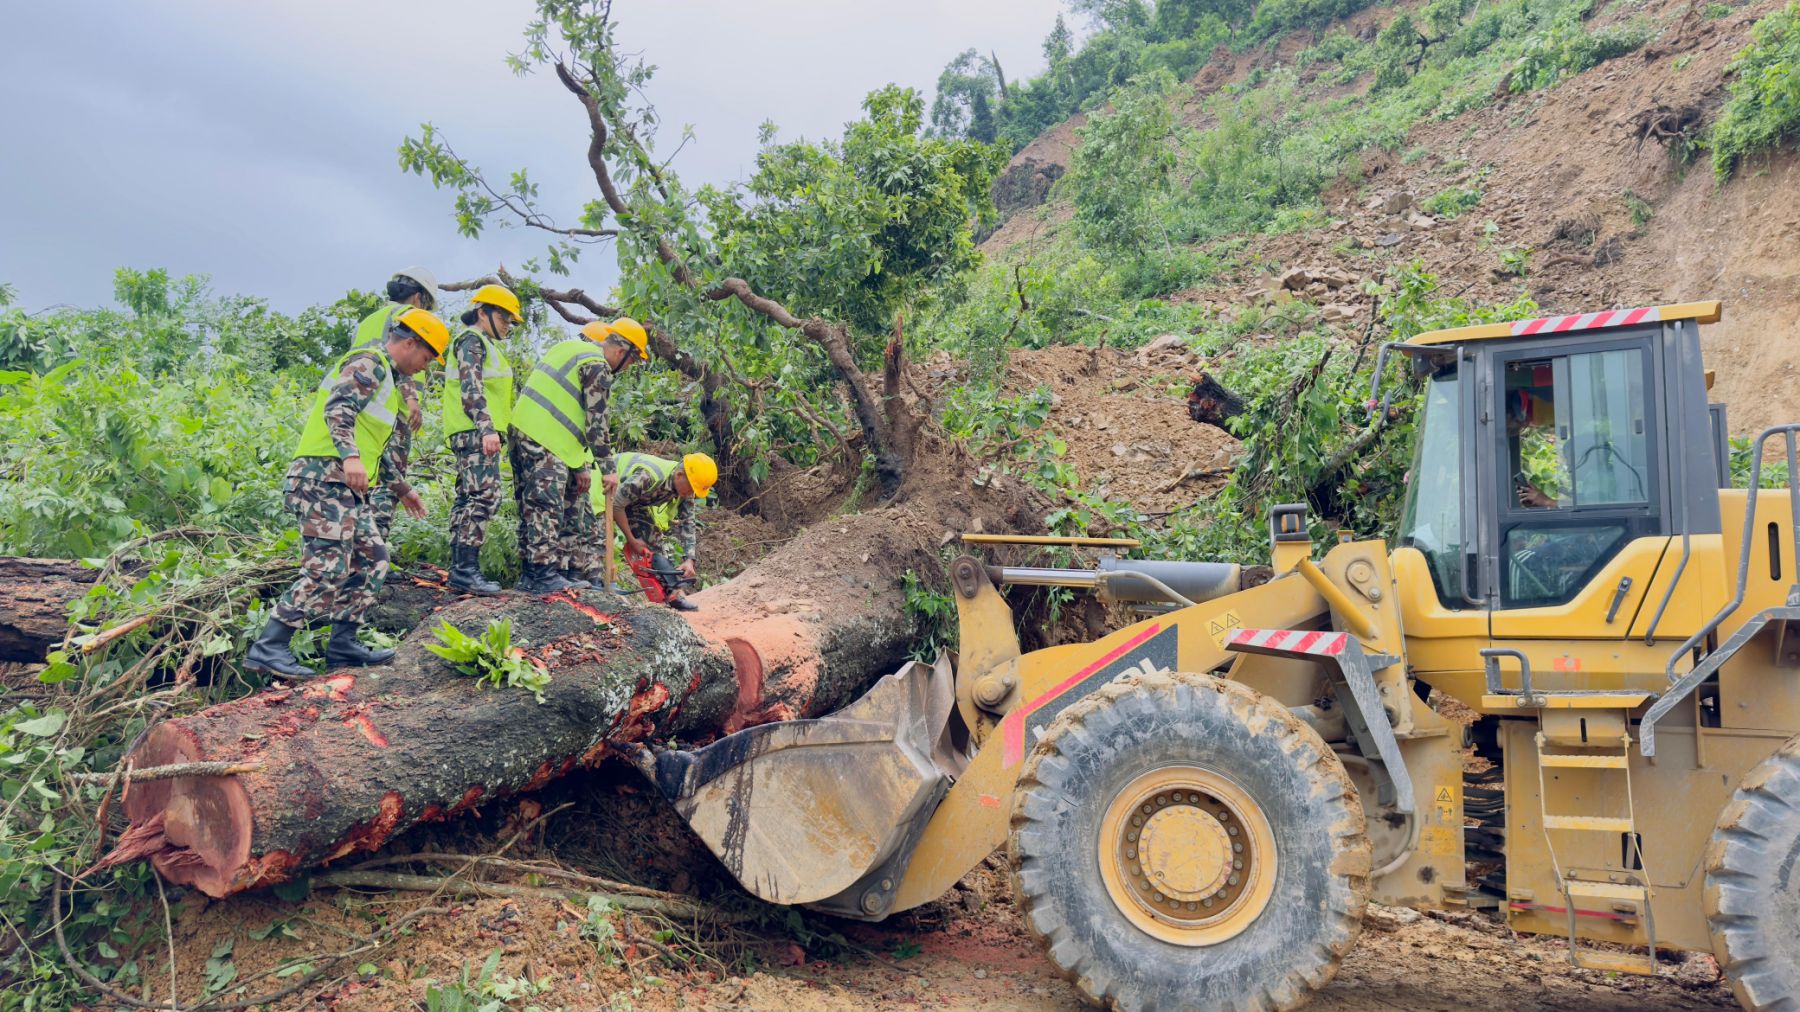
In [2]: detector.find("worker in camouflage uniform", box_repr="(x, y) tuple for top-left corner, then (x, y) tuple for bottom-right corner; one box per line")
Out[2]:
(443, 284), (522, 595)
(245, 308), (451, 679)
(509, 317), (650, 594)
(355, 267), (438, 537)
(596, 451), (716, 612)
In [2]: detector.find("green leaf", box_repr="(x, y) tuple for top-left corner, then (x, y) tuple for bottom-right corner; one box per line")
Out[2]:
(14, 711), (67, 737)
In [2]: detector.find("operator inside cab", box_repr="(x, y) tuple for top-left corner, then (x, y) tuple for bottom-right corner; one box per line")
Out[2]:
(1505, 362), (1569, 509)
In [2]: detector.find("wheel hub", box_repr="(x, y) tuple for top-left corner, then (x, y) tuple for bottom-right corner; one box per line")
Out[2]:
(1137, 805), (1232, 900)
(1098, 765), (1278, 946)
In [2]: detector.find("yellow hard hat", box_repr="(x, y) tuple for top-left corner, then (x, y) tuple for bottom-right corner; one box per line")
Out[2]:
(470, 284), (522, 322)
(682, 452), (718, 498)
(579, 317), (650, 362)
(395, 307), (451, 362)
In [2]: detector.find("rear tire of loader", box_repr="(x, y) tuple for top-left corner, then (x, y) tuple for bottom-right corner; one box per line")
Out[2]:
(1704, 734), (1800, 1010)
(1009, 671), (1371, 1011)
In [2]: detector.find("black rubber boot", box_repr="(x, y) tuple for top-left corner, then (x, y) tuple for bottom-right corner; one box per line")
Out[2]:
(325, 622), (395, 667)
(559, 569), (593, 590)
(667, 596), (699, 612)
(447, 545), (501, 596)
(245, 617), (309, 679)
(516, 562), (576, 594)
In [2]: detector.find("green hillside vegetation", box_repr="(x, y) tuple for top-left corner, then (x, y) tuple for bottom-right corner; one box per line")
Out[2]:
(4, 0), (1797, 1004)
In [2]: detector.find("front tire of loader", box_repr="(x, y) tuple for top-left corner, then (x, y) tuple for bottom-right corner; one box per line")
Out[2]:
(1704, 734), (1800, 1010)
(1009, 671), (1371, 1011)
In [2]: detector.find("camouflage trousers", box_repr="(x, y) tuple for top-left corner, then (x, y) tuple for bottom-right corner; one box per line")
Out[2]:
(274, 476), (390, 627)
(450, 431), (504, 549)
(513, 434), (593, 568)
(365, 489), (396, 541)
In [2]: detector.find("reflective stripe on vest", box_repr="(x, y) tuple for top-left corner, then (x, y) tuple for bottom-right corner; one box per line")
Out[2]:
(443, 327), (516, 437)
(511, 340), (607, 468)
(617, 453), (679, 530)
(293, 349), (402, 484)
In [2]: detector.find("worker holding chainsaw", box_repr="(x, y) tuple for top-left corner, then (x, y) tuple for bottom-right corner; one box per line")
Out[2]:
(595, 451), (716, 611)
(509, 317), (650, 594)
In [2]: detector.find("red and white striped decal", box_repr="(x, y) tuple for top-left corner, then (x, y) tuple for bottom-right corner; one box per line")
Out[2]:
(1229, 627), (1349, 656)
(1508, 306), (1661, 337)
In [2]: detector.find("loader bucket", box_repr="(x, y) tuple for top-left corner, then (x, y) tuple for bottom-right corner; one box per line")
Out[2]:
(634, 656), (969, 919)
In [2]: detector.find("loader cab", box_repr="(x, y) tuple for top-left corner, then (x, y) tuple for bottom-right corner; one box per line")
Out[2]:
(1393, 303), (1725, 626)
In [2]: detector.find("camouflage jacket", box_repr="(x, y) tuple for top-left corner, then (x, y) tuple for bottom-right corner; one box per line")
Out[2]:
(614, 465), (697, 558)
(291, 351), (412, 495)
(577, 357), (617, 477)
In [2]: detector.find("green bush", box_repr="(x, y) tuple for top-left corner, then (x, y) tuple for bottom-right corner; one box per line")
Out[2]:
(1509, 11), (1652, 92)
(1423, 185), (1483, 217)
(1711, 3), (1800, 182)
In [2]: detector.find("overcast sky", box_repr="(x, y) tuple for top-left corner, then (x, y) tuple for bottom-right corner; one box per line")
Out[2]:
(0, 1), (1064, 314)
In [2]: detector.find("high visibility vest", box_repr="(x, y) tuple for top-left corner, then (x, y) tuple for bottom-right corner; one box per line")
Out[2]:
(590, 452), (678, 529)
(443, 326), (514, 437)
(512, 340), (608, 468)
(294, 348), (402, 484)
(351, 302), (408, 352)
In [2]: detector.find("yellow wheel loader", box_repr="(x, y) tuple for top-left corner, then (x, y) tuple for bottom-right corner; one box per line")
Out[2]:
(636, 300), (1800, 1010)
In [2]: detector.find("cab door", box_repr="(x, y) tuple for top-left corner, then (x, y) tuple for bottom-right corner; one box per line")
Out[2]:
(1484, 336), (1669, 639)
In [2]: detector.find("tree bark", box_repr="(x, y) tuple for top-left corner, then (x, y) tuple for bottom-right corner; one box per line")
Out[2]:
(0, 563), (457, 665)
(1186, 372), (1249, 430)
(98, 479), (1038, 898)
(0, 558), (107, 663)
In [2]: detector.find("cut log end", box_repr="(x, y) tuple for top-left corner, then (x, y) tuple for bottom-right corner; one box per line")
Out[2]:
(121, 723), (254, 897)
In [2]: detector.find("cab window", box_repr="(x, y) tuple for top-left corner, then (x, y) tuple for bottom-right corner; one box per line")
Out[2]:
(1498, 345), (1657, 608)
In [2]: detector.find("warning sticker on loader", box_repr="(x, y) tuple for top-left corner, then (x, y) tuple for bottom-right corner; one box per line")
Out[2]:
(1207, 610), (1243, 649)
(1001, 623), (1180, 769)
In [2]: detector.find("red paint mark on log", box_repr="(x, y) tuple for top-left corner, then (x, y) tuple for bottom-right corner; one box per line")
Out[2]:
(301, 673), (356, 702)
(666, 667), (706, 724)
(418, 804), (445, 822)
(343, 711), (390, 748)
(558, 595), (615, 624)
(324, 791), (405, 861)
(522, 760), (560, 792)
(722, 639), (765, 735)
(447, 786), (485, 815)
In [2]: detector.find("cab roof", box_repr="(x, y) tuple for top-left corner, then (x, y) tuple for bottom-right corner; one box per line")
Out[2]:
(1407, 300), (1721, 346)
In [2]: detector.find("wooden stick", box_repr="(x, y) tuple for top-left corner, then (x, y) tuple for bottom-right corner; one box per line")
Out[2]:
(67, 761), (262, 784)
(311, 869), (736, 921)
(604, 498), (621, 593)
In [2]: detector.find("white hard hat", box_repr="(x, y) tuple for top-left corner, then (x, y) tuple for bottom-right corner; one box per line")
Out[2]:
(391, 266), (440, 310)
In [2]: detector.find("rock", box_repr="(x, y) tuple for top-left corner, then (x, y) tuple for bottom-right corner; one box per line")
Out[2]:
(1329, 219), (1349, 231)
(974, 968), (989, 980)
(1316, 267), (1354, 289)
(1349, 236), (1372, 249)
(1143, 334), (1188, 354)
(1304, 282), (1329, 298)
(1383, 191), (1417, 215)
(1320, 304), (1360, 323)
(1407, 212), (1436, 231)
(1112, 442), (1128, 457)
(1279, 267), (1313, 291)
(1110, 377), (1138, 392)
(1376, 232), (1407, 247)
(1364, 904), (1423, 931)
(1674, 952), (1721, 988)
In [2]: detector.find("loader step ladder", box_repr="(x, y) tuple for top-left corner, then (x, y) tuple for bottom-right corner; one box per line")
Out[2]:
(1534, 721), (1658, 976)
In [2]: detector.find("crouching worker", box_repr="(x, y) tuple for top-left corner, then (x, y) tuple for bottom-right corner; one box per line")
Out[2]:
(606, 451), (715, 612)
(246, 308), (450, 679)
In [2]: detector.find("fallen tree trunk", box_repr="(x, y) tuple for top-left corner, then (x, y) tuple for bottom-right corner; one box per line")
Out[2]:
(0, 558), (109, 662)
(0, 562), (456, 665)
(103, 474), (1038, 897)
